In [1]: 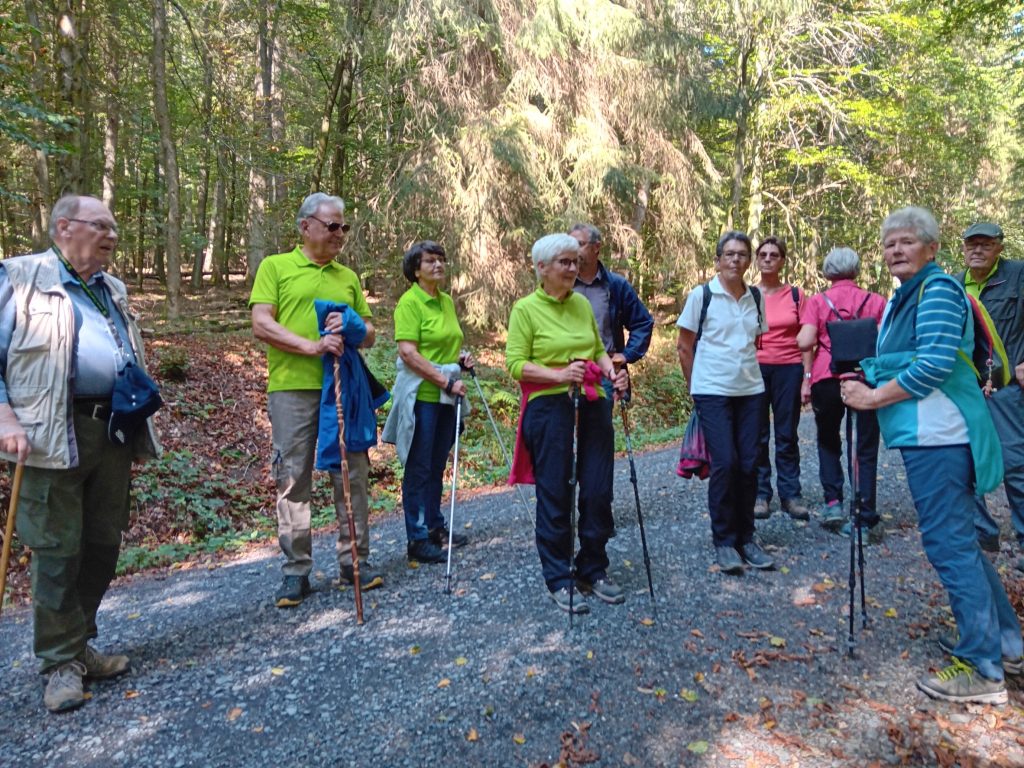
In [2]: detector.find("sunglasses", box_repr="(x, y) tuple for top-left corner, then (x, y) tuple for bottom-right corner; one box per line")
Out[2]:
(308, 215), (351, 233)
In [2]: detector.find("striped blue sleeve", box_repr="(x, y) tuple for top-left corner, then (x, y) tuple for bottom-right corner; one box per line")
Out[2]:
(896, 279), (967, 399)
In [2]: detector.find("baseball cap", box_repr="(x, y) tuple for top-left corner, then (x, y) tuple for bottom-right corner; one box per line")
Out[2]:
(962, 222), (1004, 240)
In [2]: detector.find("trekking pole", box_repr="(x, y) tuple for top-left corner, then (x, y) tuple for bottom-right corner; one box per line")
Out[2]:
(332, 355), (364, 625)
(619, 399), (657, 617)
(852, 412), (868, 631)
(465, 365), (533, 516)
(845, 406), (857, 657)
(0, 462), (25, 620)
(444, 394), (464, 595)
(568, 381), (581, 627)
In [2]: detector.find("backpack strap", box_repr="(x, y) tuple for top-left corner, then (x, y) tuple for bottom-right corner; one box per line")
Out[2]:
(694, 283), (713, 347)
(749, 285), (764, 350)
(822, 292), (844, 321)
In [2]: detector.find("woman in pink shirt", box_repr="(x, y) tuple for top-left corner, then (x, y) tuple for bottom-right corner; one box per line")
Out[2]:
(754, 237), (813, 521)
(796, 247), (886, 536)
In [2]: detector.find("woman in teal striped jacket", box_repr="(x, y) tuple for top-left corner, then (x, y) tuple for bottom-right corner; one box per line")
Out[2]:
(842, 206), (1021, 707)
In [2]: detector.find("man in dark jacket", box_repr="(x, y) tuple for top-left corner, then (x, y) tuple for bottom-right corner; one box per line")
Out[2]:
(958, 221), (1024, 570)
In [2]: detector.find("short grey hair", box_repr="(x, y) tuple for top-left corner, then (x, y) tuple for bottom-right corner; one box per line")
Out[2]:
(49, 195), (82, 237)
(568, 223), (601, 244)
(822, 247), (860, 280)
(881, 206), (939, 245)
(296, 192), (345, 232)
(531, 233), (579, 278)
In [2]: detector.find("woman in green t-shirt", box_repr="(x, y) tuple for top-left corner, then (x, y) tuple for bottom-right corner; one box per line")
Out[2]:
(505, 233), (628, 615)
(387, 241), (473, 564)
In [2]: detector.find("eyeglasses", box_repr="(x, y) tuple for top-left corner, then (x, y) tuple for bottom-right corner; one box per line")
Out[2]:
(964, 241), (999, 252)
(308, 215), (351, 233)
(68, 218), (118, 235)
(554, 257), (579, 269)
(719, 250), (750, 262)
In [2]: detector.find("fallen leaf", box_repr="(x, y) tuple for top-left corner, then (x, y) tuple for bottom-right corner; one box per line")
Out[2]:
(408, 561), (420, 570)
(455, 657), (468, 666)
(126, 612), (142, 620)
(687, 741), (709, 754)
(636, 686), (655, 694)
(463, 522), (472, 529)
(885, 608), (898, 618)
(466, 728), (479, 742)
(623, 559), (632, 567)
(526, 666), (537, 678)
(480, 573), (496, 581)
(83, 692), (93, 700)
(769, 636), (786, 648)
(271, 667), (285, 676)
(780, 566), (790, 574)
(586, 650), (594, 660)
(437, 678), (451, 688)
(690, 629), (704, 638)
(513, 733), (526, 745)
(124, 690), (140, 699)
(252, 726), (264, 733)
(639, 618), (655, 626)
(679, 688), (699, 702)
(410, 645), (421, 655)
(227, 707), (243, 722)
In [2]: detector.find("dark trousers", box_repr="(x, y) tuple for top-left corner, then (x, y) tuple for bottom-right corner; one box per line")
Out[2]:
(810, 378), (879, 522)
(401, 400), (457, 542)
(693, 393), (762, 547)
(756, 363), (804, 501)
(523, 393), (613, 592)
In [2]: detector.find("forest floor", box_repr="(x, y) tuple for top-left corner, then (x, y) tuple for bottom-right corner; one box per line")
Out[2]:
(3, 418), (1024, 766)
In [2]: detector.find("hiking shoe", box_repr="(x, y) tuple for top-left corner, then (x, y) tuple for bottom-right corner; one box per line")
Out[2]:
(429, 526), (468, 549)
(577, 577), (625, 605)
(753, 498), (771, 519)
(549, 587), (590, 615)
(44, 660), (87, 713)
(781, 497), (811, 521)
(275, 575), (311, 608)
(407, 539), (445, 564)
(978, 533), (1000, 554)
(937, 634), (1024, 676)
(839, 520), (885, 545)
(339, 564), (384, 591)
(819, 501), (845, 531)
(916, 658), (1007, 705)
(715, 545), (744, 575)
(739, 541), (775, 570)
(81, 645), (129, 679)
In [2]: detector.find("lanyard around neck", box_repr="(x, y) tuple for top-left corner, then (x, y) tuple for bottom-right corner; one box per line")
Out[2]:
(54, 245), (110, 319)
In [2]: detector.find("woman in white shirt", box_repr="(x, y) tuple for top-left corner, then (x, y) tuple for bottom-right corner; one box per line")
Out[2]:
(676, 231), (771, 575)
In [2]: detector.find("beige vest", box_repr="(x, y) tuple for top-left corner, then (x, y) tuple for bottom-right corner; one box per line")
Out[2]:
(0, 250), (160, 468)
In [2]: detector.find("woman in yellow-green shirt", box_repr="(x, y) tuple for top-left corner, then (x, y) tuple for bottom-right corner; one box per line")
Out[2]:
(505, 233), (628, 615)
(386, 241), (473, 564)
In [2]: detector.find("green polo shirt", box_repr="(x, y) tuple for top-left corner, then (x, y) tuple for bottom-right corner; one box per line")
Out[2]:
(505, 287), (606, 401)
(964, 261), (1000, 300)
(394, 283), (464, 403)
(249, 245), (371, 392)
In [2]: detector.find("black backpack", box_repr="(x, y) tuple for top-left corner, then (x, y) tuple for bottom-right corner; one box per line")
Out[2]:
(821, 292), (876, 376)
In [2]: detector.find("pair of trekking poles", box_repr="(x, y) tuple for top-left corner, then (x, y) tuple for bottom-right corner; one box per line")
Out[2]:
(840, 373), (870, 657)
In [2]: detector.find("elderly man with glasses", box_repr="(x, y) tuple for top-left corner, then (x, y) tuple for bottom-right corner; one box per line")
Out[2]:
(0, 194), (160, 713)
(250, 192), (383, 608)
(956, 222), (1024, 570)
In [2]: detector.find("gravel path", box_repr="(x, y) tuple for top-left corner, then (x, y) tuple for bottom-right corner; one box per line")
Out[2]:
(3, 413), (1024, 767)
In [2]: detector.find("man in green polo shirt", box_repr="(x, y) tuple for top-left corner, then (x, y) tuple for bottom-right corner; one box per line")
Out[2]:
(250, 192), (383, 607)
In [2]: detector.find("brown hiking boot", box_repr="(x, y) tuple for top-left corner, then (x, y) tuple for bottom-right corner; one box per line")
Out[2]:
(44, 660), (87, 713)
(81, 644), (130, 679)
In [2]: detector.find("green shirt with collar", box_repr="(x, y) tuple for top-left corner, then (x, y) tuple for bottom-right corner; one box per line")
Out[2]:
(394, 282), (464, 403)
(505, 286), (606, 401)
(964, 261), (1000, 300)
(249, 245), (371, 392)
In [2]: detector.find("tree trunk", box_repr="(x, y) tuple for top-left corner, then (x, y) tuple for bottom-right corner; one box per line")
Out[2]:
(209, 145), (227, 286)
(54, 0), (90, 194)
(102, 54), (120, 214)
(152, 0), (181, 317)
(310, 58), (347, 193)
(23, 0), (51, 246)
(191, 56), (214, 289)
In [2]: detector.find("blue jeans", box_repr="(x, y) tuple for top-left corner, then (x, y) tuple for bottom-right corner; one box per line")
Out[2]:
(901, 445), (1022, 680)
(973, 467), (1024, 547)
(756, 363), (803, 502)
(693, 393), (762, 547)
(401, 401), (457, 543)
(523, 393), (614, 592)
(810, 378), (879, 522)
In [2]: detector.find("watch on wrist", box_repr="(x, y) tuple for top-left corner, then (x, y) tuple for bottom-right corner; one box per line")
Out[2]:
(804, 372), (812, 380)
(445, 377), (455, 395)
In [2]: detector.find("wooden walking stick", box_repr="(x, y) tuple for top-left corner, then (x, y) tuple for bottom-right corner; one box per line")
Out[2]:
(0, 462), (25, 620)
(332, 357), (364, 625)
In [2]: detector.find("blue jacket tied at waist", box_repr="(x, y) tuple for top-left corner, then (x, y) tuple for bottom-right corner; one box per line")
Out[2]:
(314, 300), (390, 471)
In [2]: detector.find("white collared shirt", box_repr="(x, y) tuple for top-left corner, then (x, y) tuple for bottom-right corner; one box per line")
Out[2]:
(677, 276), (768, 396)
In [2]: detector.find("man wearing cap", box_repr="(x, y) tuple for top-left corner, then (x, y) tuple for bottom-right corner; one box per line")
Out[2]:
(250, 192), (384, 608)
(958, 221), (1024, 569)
(0, 194), (160, 713)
